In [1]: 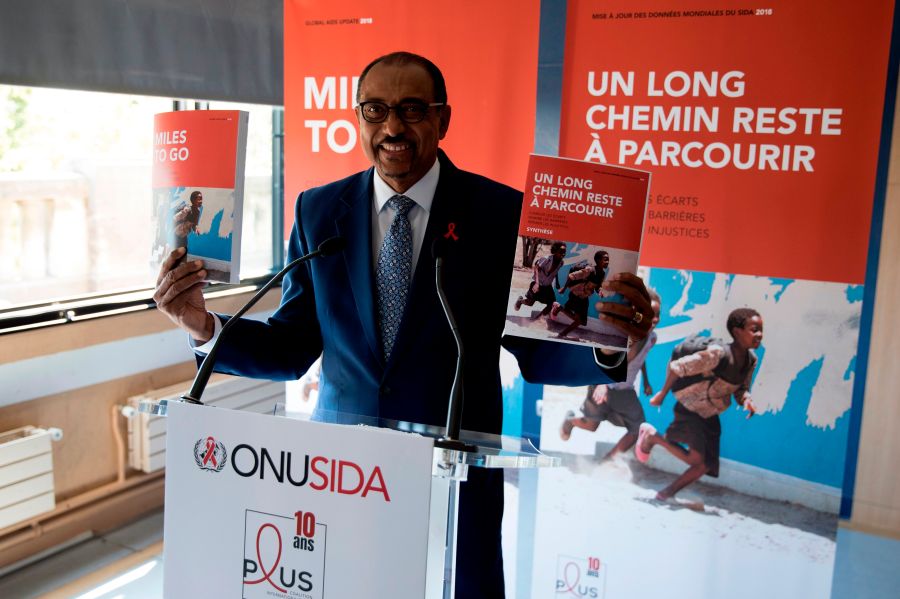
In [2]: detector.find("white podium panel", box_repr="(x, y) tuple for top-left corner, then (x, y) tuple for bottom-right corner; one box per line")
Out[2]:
(163, 401), (434, 599)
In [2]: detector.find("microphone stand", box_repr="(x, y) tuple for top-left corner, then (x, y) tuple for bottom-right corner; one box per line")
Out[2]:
(432, 239), (475, 452)
(181, 237), (346, 405)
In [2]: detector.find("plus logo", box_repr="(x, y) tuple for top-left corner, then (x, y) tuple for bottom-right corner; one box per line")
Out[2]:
(243, 509), (326, 599)
(555, 554), (605, 598)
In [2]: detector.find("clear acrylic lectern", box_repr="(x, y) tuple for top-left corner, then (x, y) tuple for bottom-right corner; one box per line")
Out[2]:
(141, 398), (559, 599)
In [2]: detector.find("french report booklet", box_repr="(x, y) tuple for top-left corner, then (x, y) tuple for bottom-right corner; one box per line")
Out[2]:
(150, 110), (249, 284)
(504, 154), (650, 351)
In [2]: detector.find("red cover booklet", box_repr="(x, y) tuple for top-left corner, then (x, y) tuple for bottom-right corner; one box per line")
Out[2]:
(505, 154), (650, 351)
(150, 110), (249, 283)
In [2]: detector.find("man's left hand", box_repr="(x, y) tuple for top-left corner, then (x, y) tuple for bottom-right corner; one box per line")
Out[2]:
(596, 273), (653, 341)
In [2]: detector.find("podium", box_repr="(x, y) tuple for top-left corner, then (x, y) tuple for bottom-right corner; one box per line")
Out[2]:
(141, 398), (559, 598)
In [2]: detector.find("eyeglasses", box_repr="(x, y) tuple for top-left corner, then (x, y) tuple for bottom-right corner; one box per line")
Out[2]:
(356, 101), (445, 124)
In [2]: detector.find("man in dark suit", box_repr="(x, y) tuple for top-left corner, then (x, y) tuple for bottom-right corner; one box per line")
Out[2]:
(155, 51), (652, 598)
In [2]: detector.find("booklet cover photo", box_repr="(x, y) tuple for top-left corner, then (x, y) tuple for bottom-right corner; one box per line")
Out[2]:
(504, 154), (650, 351)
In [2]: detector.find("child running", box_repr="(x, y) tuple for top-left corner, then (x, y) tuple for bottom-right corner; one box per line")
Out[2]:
(634, 307), (763, 501)
(514, 241), (567, 319)
(551, 250), (609, 338)
(560, 290), (661, 460)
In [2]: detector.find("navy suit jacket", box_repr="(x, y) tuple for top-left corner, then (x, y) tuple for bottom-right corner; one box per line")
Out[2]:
(212, 151), (623, 434)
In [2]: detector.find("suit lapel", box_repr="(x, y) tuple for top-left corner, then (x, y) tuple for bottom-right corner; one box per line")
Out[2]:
(335, 169), (382, 364)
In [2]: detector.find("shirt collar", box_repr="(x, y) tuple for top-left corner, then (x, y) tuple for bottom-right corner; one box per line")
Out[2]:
(373, 159), (440, 214)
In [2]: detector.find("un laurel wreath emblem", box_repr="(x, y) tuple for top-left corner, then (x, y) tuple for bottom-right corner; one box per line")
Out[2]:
(194, 436), (227, 472)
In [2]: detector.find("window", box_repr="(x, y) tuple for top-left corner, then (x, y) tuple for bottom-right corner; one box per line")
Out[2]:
(0, 86), (281, 315)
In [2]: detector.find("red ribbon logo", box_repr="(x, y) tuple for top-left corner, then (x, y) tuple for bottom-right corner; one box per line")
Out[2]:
(244, 523), (286, 593)
(193, 436), (226, 472)
(202, 437), (218, 468)
(444, 222), (459, 240)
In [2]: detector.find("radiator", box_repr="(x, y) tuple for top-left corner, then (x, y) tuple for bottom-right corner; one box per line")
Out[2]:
(0, 426), (59, 530)
(126, 375), (285, 473)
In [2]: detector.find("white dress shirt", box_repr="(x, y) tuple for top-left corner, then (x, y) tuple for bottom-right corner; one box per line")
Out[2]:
(371, 158), (439, 271)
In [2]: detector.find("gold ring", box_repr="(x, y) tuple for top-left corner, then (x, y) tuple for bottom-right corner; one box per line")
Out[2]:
(632, 310), (643, 324)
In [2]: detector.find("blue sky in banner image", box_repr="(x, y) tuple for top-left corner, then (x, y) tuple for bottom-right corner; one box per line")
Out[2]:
(643, 267), (859, 489)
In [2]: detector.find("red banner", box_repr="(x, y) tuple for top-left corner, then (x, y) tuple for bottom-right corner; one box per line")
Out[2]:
(284, 0), (540, 234)
(559, 0), (894, 283)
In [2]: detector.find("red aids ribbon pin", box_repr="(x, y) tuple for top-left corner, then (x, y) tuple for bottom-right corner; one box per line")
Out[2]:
(444, 222), (459, 240)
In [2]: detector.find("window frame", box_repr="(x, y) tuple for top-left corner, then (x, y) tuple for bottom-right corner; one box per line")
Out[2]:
(0, 96), (286, 336)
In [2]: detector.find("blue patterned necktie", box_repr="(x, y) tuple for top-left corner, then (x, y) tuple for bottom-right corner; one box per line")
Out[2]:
(376, 194), (416, 360)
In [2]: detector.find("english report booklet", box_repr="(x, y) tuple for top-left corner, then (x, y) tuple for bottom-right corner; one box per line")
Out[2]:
(150, 109), (249, 284)
(504, 154), (650, 351)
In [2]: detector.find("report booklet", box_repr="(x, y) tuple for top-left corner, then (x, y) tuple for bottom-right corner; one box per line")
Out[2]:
(150, 109), (249, 284)
(504, 154), (650, 351)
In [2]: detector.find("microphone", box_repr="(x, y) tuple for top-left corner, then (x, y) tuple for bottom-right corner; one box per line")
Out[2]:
(431, 237), (473, 450)
(181, 236), (346, 405)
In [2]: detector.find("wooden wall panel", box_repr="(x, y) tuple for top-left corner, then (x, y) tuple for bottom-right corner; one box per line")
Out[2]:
(0, 362), (195, 499)
(0, 291), (280, 498)
(0, 289), (282, 565)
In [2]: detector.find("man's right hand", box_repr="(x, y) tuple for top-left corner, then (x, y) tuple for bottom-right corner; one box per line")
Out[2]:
(153, 247), (214, 343)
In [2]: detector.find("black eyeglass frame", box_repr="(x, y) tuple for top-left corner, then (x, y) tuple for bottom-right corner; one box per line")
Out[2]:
(356, 101), (446, 124)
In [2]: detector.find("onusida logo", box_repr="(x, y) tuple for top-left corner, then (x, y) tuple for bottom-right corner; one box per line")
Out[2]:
(193, 436), (227, 472)
(230, 443), (391, 501)
(192, 437), (391, 500)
